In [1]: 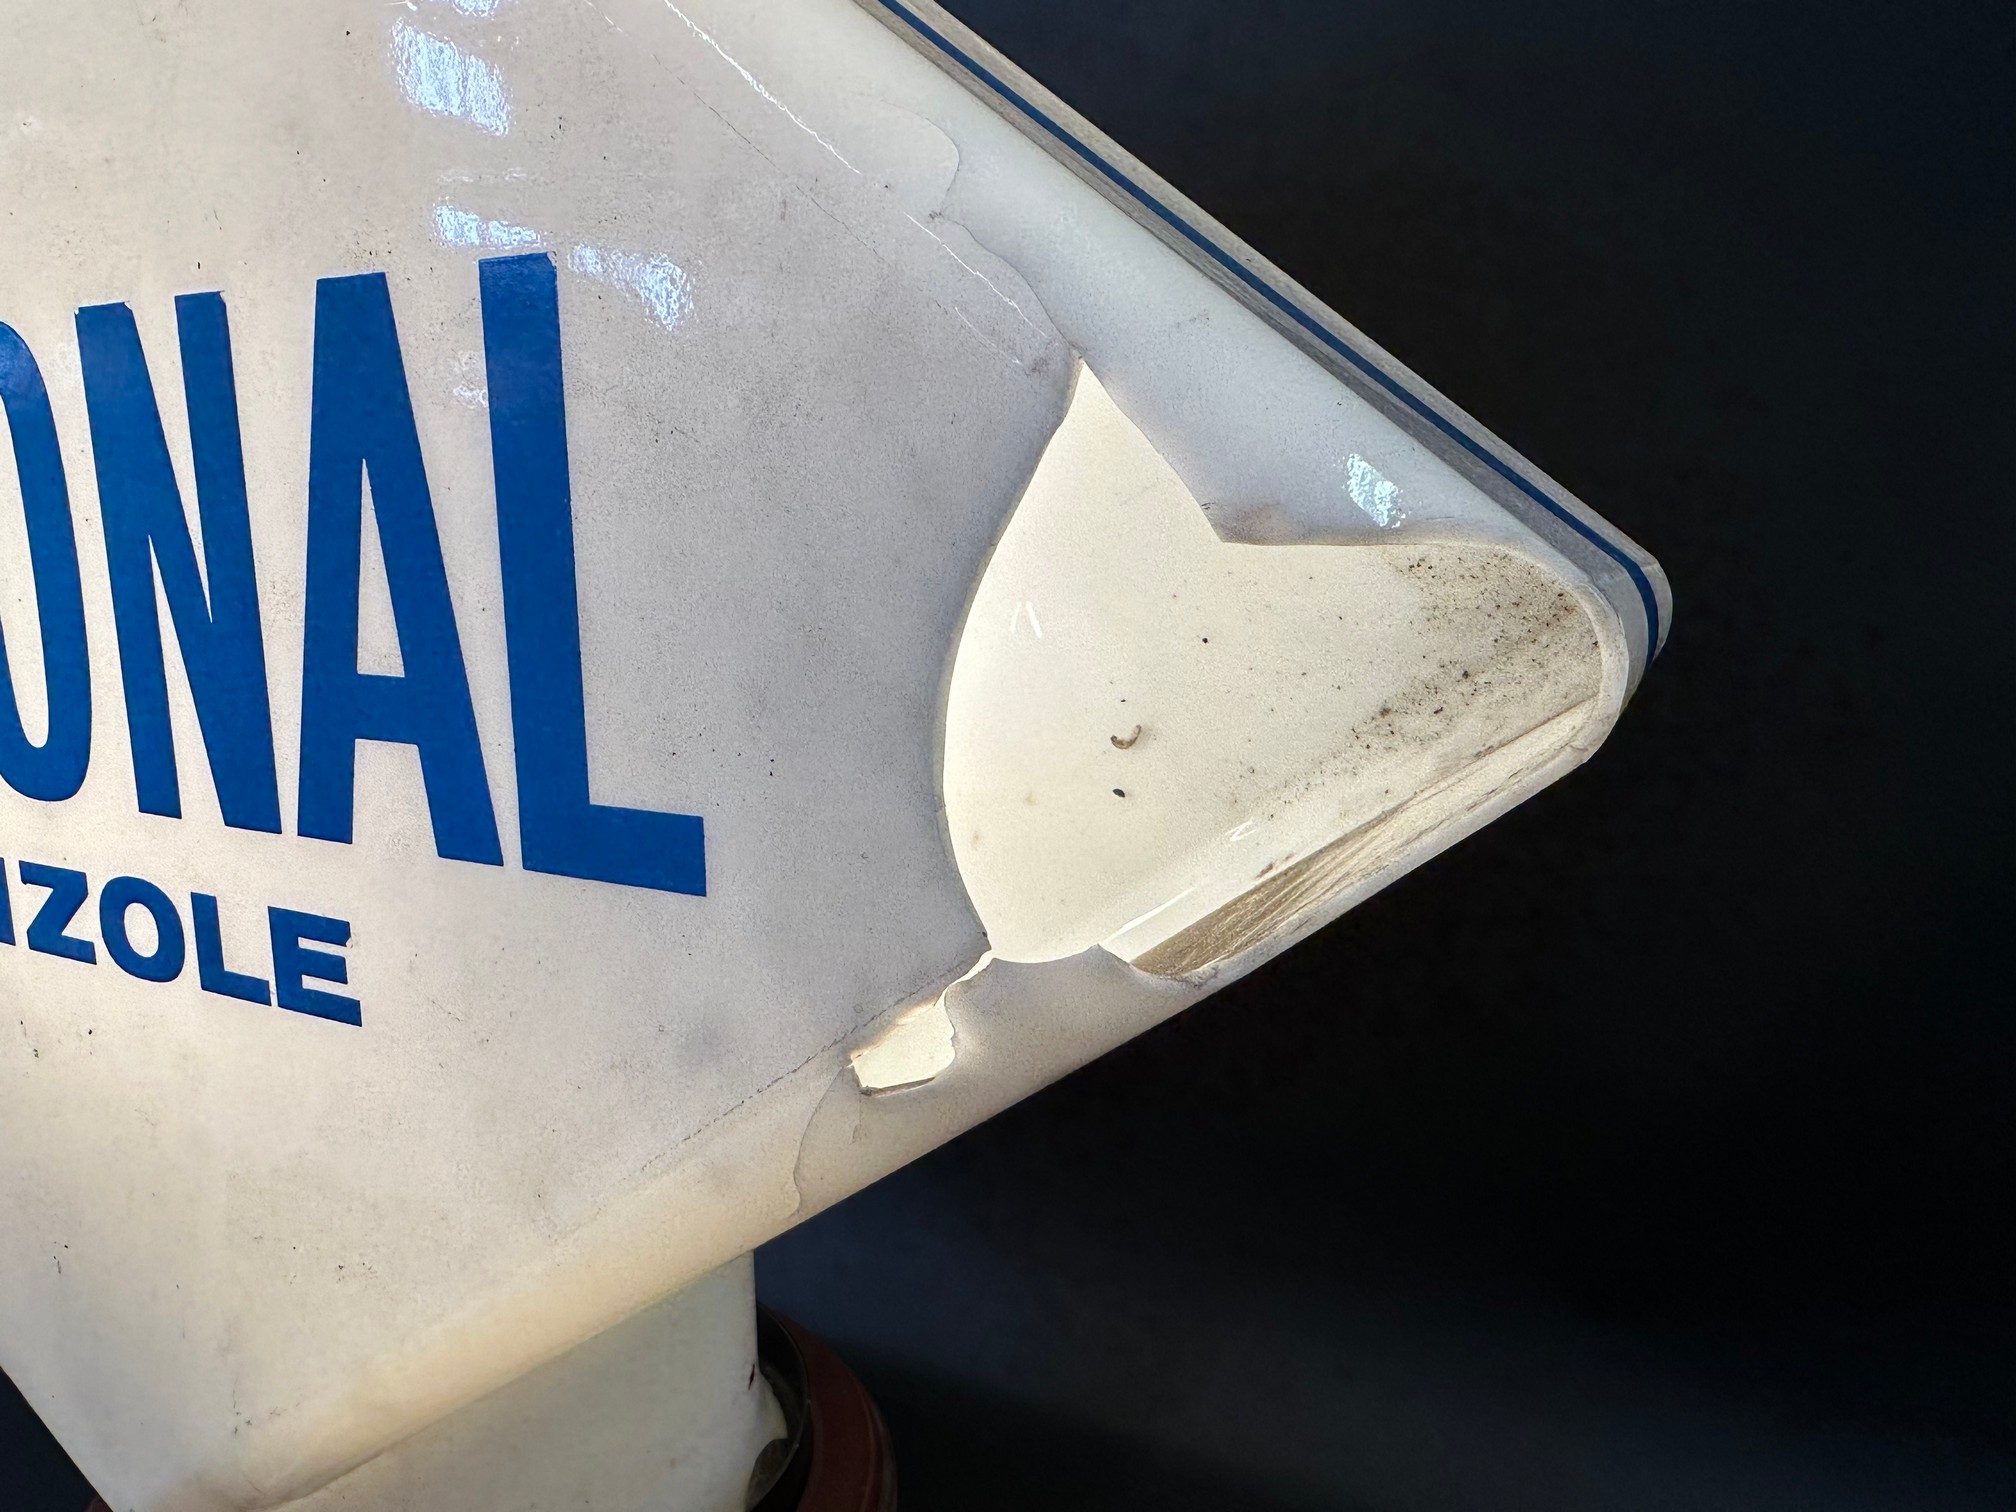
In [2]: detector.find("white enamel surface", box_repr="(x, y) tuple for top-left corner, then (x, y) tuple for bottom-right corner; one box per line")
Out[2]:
(944, 367), (1611, 969)
(286, 1258), (778, 1512)
(0, 2), (1661, 1507)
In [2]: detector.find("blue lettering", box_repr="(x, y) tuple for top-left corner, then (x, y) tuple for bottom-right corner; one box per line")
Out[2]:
(99, 874), (186, 984)
(481, 253), (705, 896)
(269, 907), (359, 1026)
(0, 325), (93, 802)
(297, 272), (501, 865)
(192, 891), (270, 1004)
(77, 296), (282, 832)
(17, 861), (95, 964)
(8, 260), (711, 928)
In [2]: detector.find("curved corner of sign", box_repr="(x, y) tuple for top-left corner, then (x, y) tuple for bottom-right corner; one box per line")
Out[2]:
(936, 349), (1627, 989)
(1640, 545), (1676, 665)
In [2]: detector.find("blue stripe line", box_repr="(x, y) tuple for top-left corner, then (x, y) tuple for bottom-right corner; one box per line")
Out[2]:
(876, 0), (1662, 656)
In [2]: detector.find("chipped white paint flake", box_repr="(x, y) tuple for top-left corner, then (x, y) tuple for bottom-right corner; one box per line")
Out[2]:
(848, 997), (957, 1094)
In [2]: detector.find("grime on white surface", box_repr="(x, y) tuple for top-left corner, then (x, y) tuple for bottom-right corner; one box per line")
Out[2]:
(0, 1), (1661, 1507)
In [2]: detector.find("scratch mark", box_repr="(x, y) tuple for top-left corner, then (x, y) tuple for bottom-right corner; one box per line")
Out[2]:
(954, 307), (1025, 370)
(906, 214), (1042, 334)
(1114, 886), (1198, 940)
(659, 1), (860, 174)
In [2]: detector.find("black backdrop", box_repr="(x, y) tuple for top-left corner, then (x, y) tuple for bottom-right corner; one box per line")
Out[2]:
(7, 0), (2012, 1506)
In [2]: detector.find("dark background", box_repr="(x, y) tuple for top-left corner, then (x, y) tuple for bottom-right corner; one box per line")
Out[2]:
(8, 0), (2012, 1506)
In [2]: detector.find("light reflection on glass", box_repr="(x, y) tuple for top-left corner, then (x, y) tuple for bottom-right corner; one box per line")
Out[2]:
(450, 351), (488, 409)
(431, 204), (695, 333)
(434, 205), (540, 249)
(1343, 452), (1406, 529)
(392, 21), (511, 135)
(568, 245), (694, 331)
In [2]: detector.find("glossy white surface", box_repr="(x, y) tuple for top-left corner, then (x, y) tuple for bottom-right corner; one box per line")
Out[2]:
(286, 1258), (777, 1512)
(0, 2), (1664, 1506)
(945, 366), (1612, 970)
